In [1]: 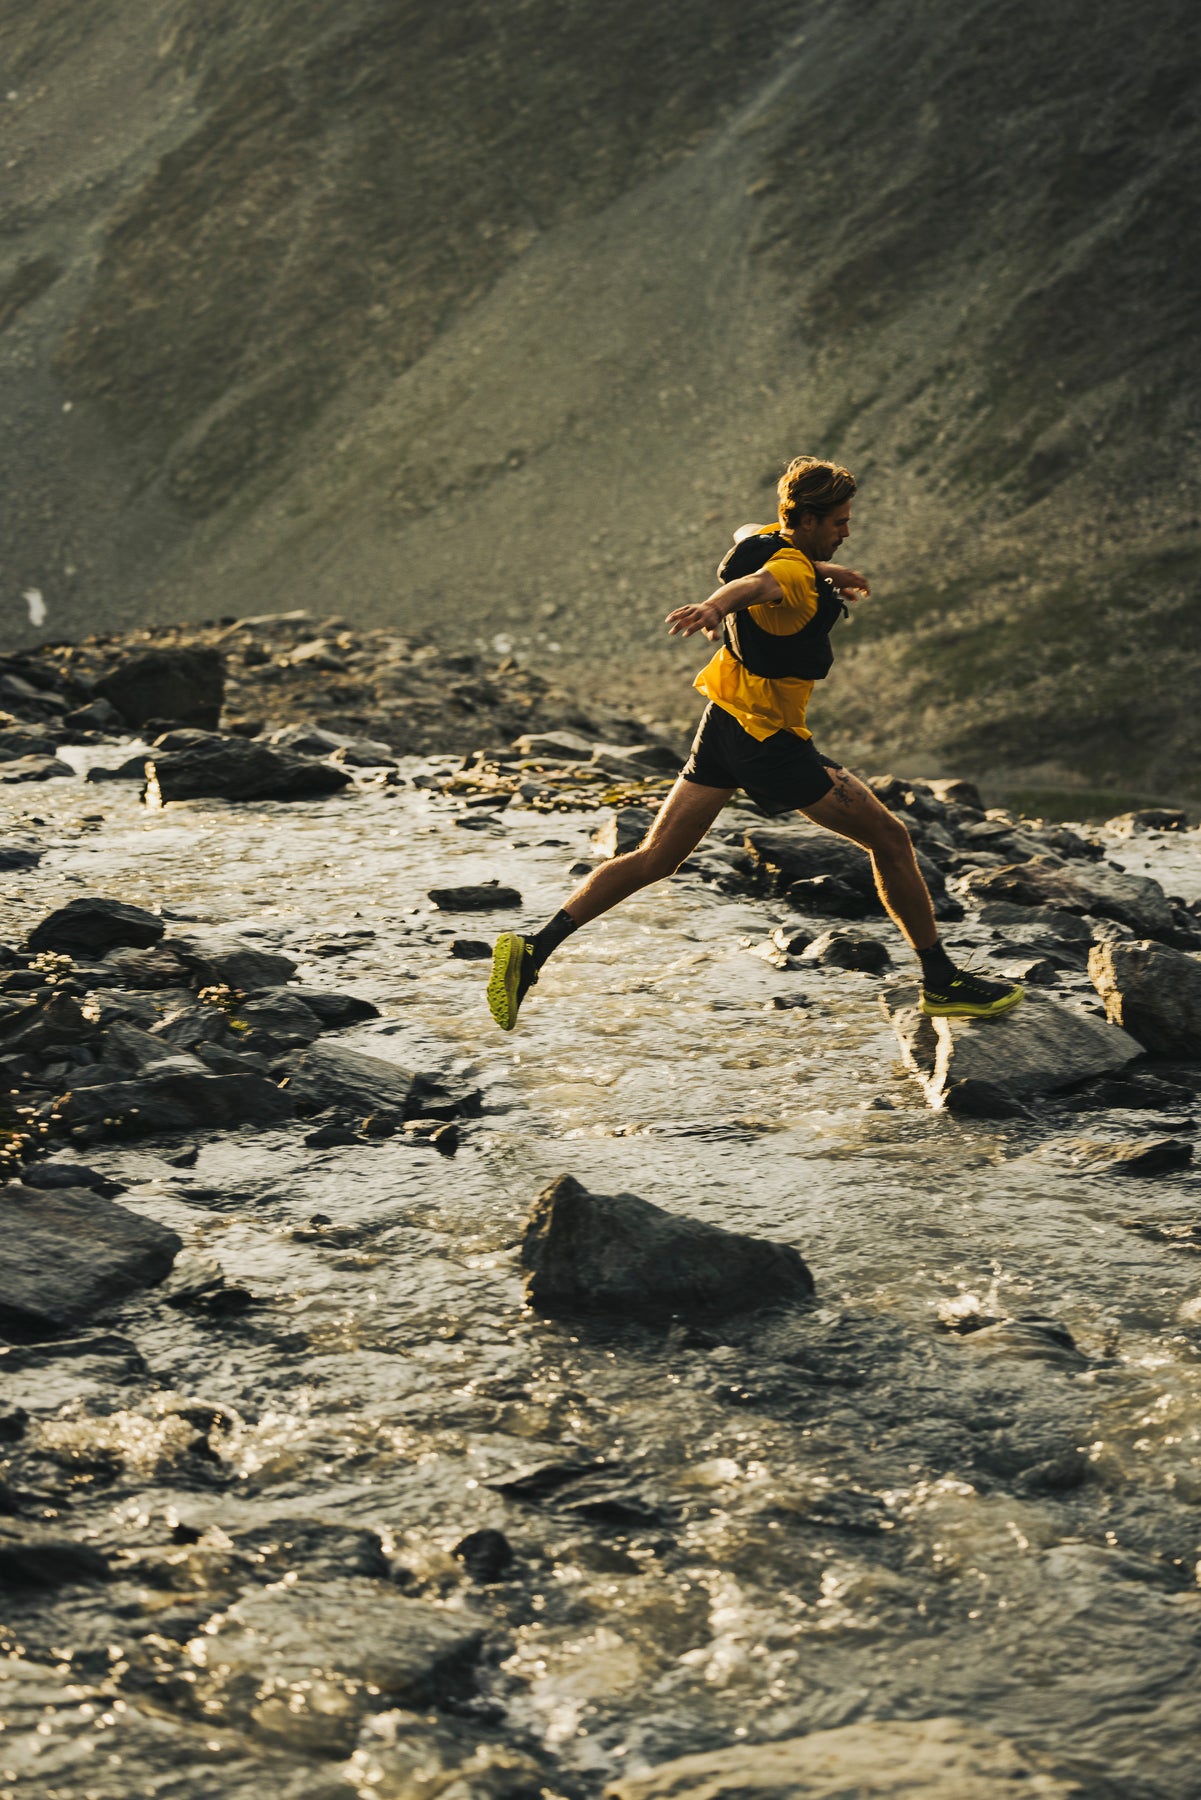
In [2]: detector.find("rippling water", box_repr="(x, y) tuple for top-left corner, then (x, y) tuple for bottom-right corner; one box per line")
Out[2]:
(1, 769), (1199, 1798)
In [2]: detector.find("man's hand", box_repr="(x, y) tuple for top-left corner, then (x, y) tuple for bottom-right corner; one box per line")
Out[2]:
(816, 561), (871, 601)
(665, 598), (726, 641)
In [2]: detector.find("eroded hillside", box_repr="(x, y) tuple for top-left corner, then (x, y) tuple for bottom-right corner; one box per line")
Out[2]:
(1, 0), (1198, 794)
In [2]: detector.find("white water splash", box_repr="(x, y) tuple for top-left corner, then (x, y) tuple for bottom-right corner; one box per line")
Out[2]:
(22, 587), (46, 628)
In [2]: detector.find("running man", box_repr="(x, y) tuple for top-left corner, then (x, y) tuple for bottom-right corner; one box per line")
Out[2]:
(487, 455), (1022, 1031)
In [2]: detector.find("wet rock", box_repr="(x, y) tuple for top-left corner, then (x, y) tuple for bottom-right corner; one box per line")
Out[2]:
(28, 897), (164, 956)
(147, 735), (351, 803)
(0, 844), (42, 872)
(98, 943), (190, 988)
(453, 1528), (514, 1583)
(604, 1717), (1078, 1800)
(886, 990), (1140, 1107)
(0, 728), (61, 760)
(1, 990), (99, 1055)
(0, 1533), (112, 1589)
(957, 1317), (1089, 1367)
(943, 1078), (1030, 1119)
(305, 1121), (362, 1147)
(976, 901), (1095, 940)
(592, 807), (654, 858)
(55, 1069), (294, 1135)
(513, 729), (595, 759)
(230, 1518), (391, 1581)
(800, 928), (891, 972)
(6, 1159), (116, 1193)
(84, 753), (150, 783)
(165, 929), (297, 990)
(0, 1405), (28, 1442)
(285, 987), (379, 1027)
(230, 989), (326, 1050)
(521, 1173), (814, 1319)
(0, 1183), (181, 1339)
(284, 1039), (414, 1115)
(1067, 1137), (1194, 1176)
(450, 938), (492, 959)
(192, 1579), (483, 1742)
(1108, 807), (1190, 834)
(427, 881), (522, 910)
(94, 646), (224, 730)
(63, 697), (126, 733)
(959, 855), (1175, 938)
(1059, 1071), (1196, 1112)
(0, 755), (72, 783)
(1088, 939), (1201, 1057)
(403, 1119), (459, 1154)
(267, 723), (394, 764)
(745, 820), (947, 911)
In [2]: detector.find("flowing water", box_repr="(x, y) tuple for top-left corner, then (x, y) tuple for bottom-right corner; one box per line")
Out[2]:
(1, 767), (1200, 1798)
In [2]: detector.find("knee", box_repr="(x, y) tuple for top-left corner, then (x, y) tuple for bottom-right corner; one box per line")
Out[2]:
(872, 815), (917, 865)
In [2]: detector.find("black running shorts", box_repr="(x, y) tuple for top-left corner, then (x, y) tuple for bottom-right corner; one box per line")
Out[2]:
(680, 703), (840, 814)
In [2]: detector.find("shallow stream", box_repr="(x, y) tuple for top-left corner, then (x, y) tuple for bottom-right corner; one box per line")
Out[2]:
(1, 769), (1199, 1798)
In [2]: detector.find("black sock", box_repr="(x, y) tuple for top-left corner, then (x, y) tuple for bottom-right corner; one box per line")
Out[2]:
(528, 909), (579, 971)
(917, 940), (956, 989)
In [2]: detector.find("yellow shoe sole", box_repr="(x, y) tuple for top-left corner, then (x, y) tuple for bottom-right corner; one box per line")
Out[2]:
(487, 933), (532, 1031)
(919, 984), (1024, 1019)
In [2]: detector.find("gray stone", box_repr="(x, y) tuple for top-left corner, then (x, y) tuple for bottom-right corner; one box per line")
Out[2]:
(591, 807), (654, 858)
(98, 943), (190, 988)
(84, 754), (149, 784)
(958, 856), (1175, 937)
(427, 882), (522, 910)
(0, 755), (72, 783)
(745, 820), (947, 906)
(28, 897), (164, 956)
(1064, 1136), (1194, 1176)
(0, 1184), (181, 1338)
(604, 1717), (1079, 1800)
(800, 929), (891, 972)
(95, 647), (224, 730)
(522, 1173), (814, 1319)
(885, 991), (1141, 1108)
(512, 729), (596, 760)
(0, 844), (42, 872)
(284, 1039), (414, 1115)
(191, 1578), (482, 1746)
(164, 929), (297, 991)
(0, 729), (61, 761)
(977, 902), (1095, 940)
(55, 1070), (294, 1134)
(1088, 939), (1201, 1057)
(147, 735), (351, 804)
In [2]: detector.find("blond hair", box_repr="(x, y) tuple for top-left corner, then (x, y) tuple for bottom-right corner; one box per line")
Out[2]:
(777, 456), (857, 529)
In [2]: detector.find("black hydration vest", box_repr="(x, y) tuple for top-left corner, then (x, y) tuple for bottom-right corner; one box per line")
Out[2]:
(716, 529), (846, 681)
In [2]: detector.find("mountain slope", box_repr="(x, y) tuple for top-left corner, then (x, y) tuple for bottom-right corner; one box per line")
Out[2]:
(1, 0), (1198, 794)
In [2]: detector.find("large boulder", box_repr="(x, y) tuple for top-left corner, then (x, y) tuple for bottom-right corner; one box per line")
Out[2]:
(164, 930), (297, 991)
(0, 755), (72, 783)
(0, 1184), (181, 1339)
(744, 821), (947, 908)
(1088, 939), (1201, 1056)
(522, 1174), (814, 1319)
(95, 647), (225, 730)
(958, 856), (1175, 937)
(146, 736), (351, 804)
(884, 990), (1141, 1108)
(28, 896), (164, 956)
(604, 1717), (1079, 1800)
(55, 1070), (294, 1134)
(282, 1039), (414, 1115)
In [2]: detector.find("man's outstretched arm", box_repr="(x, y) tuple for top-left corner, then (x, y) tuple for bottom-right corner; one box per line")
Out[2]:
(665, 568), (784, 641)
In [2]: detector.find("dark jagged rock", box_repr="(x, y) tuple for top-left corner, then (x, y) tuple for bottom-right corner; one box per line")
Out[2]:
(85, 754), (150, 784)
(959, 856), (1175, 938)
(745, 821), (948, 909)
(13, 1161), (117, 1193)
(427, 881), (522, 911)
(0, 1184), (181, 1339)
(453, 1528), (514, 1583)
(800, 929), (891, 973)
(164, 930), (297, 990)
(592, 807), (654, 858)
(0, 755), (72, 783)
(403, 1119), (459, 1154)
(0, 1534), (112, 1589)
(0, 728), (61, 761)
(886, 990), (1140, 1107)
(1069, 1137), (1194, 1177)
(28, 896), (164, 956)
(943, 1078), (1030, 1119)
(63, 697), (125, 733)
(285, 987), (379, 1028)
(230, 989), (326, 1050)
(147, 735), (351, 804)
(0, 991), (98, 1055)
(0, 845), (42, 872)
(1088, 939), (1201, 1057)
(283, 1040), (414, 1115)
(98, 943), (190, 988)
(55, 1070), (294, 1135)
(522, 1173), (814, 1319)
(95, 647), (224, 730)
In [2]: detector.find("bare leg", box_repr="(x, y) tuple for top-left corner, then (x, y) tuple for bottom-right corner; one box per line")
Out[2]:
(800, 766), (938, 949)
(563, 776), (735, 927)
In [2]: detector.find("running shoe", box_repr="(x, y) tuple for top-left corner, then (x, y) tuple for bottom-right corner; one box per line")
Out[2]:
(919, 968), (1024, 1019)
(487, 932), (537, 1031)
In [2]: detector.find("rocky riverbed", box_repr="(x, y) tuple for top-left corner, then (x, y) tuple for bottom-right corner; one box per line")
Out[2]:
(1, 629), (1200, 1800)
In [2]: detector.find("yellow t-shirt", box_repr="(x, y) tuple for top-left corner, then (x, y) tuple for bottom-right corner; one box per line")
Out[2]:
(693, 529), (819, 740)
